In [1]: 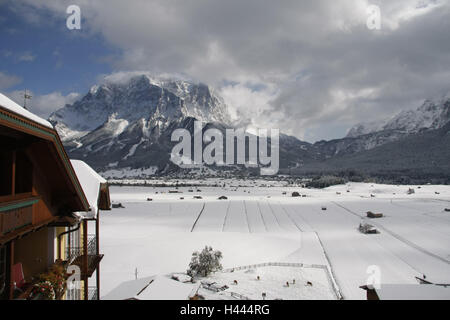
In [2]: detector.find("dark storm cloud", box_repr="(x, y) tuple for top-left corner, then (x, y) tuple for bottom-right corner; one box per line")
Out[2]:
(10, 0), (450, 141)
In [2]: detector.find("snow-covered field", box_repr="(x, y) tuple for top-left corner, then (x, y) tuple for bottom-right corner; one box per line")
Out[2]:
(100, 182), (450, 300)
(198, 265), (336, 300)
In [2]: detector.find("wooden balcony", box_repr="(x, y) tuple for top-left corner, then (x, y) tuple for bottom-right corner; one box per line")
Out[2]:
(71, 254), (103, 278)
(0, 196), (57, 246)
(65, 234), (103, 278)
(0, 197), (37, 236)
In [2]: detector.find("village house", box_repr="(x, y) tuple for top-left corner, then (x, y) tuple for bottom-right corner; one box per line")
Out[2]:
(366, 211), (383, 218)
(102, 275), (200, 300)
(0, 93), (110, 300)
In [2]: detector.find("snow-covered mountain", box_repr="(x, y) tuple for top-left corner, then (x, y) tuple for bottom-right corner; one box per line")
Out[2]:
(48, 75), (255, 174)
(49, 75), (231, 143)
(49, 75), (450, 178)
(346, 120), (386, 138)
(347, 94), (450, 138)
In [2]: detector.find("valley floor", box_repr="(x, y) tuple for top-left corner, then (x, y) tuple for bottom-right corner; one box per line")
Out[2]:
(99, 182), (450, 300)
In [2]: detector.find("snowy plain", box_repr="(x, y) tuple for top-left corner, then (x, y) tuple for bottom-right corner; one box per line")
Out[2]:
(99, 182), (450, 300)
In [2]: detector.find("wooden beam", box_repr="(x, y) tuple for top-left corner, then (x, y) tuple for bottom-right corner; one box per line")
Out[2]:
(83, 220), (88, 300)
(8, 240), (14, 300)
(96, 214), (100, 300)
(0, 217), (56, 247)
(11, 151), (15, 197)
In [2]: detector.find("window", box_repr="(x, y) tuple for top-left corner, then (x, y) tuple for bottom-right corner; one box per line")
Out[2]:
(15, 151), (33, 194)
(0, 151), (12, 196)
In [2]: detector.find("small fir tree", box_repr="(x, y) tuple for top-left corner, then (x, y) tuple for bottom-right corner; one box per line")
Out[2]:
(187, 246), (223, 277)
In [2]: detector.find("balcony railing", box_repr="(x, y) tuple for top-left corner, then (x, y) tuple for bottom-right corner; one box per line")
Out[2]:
(88, 287), (98, 300)
(66, 287), (82, 301)
(65, 234), (103, 278)
(65, 234), (97, 263)
(65, 287), (98, 300)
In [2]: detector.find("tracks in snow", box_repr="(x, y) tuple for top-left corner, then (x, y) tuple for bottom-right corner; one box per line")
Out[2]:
(221, 201), (232, 232)
(331, 201), (450, 266)
(193, 200), (304, 234)
(190, 203), (206, 232)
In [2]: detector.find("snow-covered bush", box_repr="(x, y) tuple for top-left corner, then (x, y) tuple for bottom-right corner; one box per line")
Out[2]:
(187, 246), (223, 277)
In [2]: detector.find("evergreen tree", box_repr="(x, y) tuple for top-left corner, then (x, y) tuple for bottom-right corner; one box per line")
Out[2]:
(187, 246), (223, 277)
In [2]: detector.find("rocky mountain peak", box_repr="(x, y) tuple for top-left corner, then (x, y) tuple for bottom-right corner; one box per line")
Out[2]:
(49, 74), (231, 142)
(347, 94), (450, 138)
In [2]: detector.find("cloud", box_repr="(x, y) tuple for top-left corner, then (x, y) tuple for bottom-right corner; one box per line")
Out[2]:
(17, 51), (36, 62)
(0, 71), (22, 89)
(6, 90), (80, 118)
(1, 50), (12, 58)
(219, 82), (278, 129)
(10, 0), (450, 142)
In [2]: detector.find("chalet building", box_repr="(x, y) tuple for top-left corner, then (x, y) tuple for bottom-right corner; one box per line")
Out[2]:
(0, 93), (110, 300)
(62, 160), (110, 300)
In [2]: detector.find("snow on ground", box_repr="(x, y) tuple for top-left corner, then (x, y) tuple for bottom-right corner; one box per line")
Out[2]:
(100, 182), (450, 300)
(199, 266), (335, 300)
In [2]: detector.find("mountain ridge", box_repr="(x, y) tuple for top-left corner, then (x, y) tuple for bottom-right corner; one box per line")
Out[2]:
(347, 94), (450, 138)
(48, 74), (450, 179)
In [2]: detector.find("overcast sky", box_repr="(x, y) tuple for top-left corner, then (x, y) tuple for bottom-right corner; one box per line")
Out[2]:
(1, 0), (449, 142)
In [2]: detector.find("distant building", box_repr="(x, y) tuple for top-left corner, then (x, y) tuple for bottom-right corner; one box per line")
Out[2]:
(366, 211), (383, 218)
(358, 222), (378, 234)
(0, 93), (110, 300)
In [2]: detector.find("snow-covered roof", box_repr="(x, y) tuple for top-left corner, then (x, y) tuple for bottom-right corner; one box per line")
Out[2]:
(102, 275), (199, 300)
(71, 159), (107, 219)
(376, 284), (450, 300)
(136, 276), (199, 300)
(102, 276), (155, 300)
(0, 92), (53, 128)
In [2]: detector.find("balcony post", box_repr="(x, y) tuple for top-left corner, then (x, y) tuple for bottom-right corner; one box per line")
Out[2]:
(11, 151), (15, 196)
(96, 213), (100, 300)
(8, 240), (14, 300)
(83, 219), (88, 300)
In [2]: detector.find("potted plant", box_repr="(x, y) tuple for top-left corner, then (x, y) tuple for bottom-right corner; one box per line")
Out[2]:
(30, 261), (68, 300)
(30, 281), (55, 300)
